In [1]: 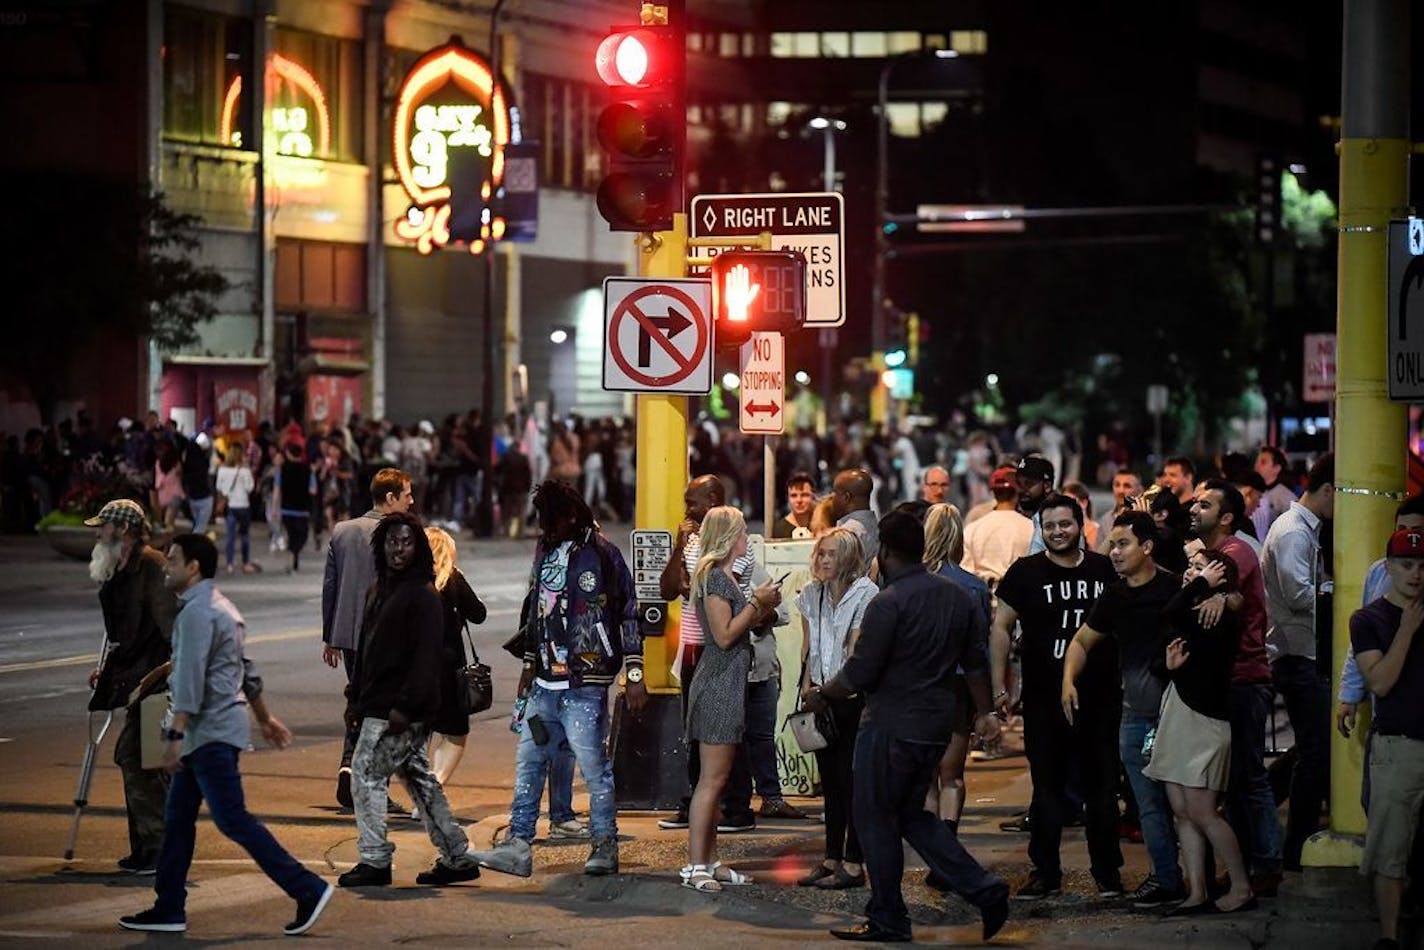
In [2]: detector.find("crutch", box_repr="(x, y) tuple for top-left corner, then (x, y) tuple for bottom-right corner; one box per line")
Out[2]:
(63, 632), (114, 861)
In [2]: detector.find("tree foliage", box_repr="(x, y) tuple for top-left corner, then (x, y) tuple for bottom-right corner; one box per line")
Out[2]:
(0, 172), (229, 417)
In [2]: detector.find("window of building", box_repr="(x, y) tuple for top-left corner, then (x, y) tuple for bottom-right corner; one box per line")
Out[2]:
(719, 32), (740, 57)
(769, 32), (794, 57)
(921, 102), (949, 131)
(686, 32), (703, 52)
(820, 32), (850, 57)
(791, 32), (821, 57)
(163, 5), (252, 147)
(275, 239), (366, 313)
(886, 103), (920, 137)
(741, 32), (758, 56)
(887, 32), (921, 54)
(272, 28), (363, 162)
(851, 32), (887, 57)
(924, 33), (947, 51)
(766, 101), (794, 127)
(951, 30), (988, 54)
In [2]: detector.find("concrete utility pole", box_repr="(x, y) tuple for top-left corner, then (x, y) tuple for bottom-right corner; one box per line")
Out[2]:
(1306, 0), (1412, 867)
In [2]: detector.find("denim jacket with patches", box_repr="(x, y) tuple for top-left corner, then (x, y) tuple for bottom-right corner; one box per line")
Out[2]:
(519, 529), (641, 688)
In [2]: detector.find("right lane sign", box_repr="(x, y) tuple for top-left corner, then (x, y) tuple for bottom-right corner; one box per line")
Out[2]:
(691, 191), (845, 328)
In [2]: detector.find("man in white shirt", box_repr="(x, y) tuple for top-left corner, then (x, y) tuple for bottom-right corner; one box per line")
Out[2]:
(963, 466), (1034, 592)
(1261, 452), (1334, 871)
(1255, 445), (1299, 538)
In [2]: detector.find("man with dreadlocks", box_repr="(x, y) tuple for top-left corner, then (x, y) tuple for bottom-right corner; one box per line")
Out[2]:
(337, 511), (481, 888)
(472, 479), (643, 878)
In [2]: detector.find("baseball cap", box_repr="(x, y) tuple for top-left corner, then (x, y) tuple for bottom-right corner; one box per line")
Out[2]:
(1017, 455), (1055, 484)
(83, 498), (148, 531)
(1387, 526), (1424, 559)
(990, 465), (1017, 490)
(418, 420), (435, 435)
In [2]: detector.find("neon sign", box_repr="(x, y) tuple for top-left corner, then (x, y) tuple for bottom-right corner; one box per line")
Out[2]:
(392, 39), (515, 255)
(220, 53), (331, 158)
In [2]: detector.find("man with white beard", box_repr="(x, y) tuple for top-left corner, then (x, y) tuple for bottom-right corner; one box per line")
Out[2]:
(84, 498), (177, 874)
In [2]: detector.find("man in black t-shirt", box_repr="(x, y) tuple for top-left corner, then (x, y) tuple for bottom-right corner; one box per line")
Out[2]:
(993, 494), (1123, 900)
(1063, 511), (1185, 908)
(1351, 527), (1424, 950)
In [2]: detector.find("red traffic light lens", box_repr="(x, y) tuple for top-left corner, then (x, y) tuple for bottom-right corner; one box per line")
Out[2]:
(596, 102), (669, 157)
(596, 172), (673, 229)
(596, 30), (655, 87)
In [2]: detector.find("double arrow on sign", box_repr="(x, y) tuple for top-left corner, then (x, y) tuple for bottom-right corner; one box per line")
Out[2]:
(744, 401), (780, 418)
(637, 308), (693, 368)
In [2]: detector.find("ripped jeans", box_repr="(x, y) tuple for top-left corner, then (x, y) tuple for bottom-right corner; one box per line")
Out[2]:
(352, 717), (474, 869)
(508, 685), (616, 842)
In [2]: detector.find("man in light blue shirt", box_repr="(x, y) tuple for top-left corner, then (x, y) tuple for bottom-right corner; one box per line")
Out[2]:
(119, 534), (333, 937)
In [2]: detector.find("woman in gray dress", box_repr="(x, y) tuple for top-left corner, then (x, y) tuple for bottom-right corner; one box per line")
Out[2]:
(681, 506), (782, 892)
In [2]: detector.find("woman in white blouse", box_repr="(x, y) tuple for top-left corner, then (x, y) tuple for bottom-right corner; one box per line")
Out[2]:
(795, 527), (879, 889)
(215, 444), (258, 574)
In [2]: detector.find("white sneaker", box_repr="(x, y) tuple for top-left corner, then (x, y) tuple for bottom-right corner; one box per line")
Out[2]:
(549, 818), (590, 840)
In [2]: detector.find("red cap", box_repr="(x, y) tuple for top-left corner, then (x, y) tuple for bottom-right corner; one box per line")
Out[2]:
(1387, 527), (1424, 558)
(990, 465), (1017, 490)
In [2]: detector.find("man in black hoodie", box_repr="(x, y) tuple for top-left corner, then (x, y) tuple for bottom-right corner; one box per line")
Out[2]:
(337, 511), (480, 888)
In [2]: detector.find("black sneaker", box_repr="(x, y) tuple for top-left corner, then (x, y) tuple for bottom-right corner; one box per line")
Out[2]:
(1130, 877), (1184, 908)
(336, 768), (353, 809)
(117, 853), (157, 876)
(118, 908), (186, 933)
(1095, 874), (1125, 898)
(415, 860), (481, 886)
(999, 812), (1031, 833)
(283, 882), (334, 935)
(337, 863), (392, 888)
(1012, 873), (1062, 901)
(656, 809), (689, 830)
(716, 814), (756, 833)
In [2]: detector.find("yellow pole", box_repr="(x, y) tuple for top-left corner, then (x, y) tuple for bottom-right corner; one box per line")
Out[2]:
(634, 212), (689, 693)
(1303, 0), (1410, 867)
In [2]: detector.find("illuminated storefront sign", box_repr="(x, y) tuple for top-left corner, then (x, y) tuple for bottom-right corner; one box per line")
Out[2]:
(220, 53), (331, 157)
(392, 39), (516, 255)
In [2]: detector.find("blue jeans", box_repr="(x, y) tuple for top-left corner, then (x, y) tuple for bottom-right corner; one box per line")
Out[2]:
(224, 507), (252, 566)
(745, 677), (781, 799)
(453, 472), (482, 524)
(547, 744), (577, 823)
(510, 685), (615, 841)
(1120, 713), (1181, 890)
(189, 495), (214, 533)
(155, 742), (325, 917)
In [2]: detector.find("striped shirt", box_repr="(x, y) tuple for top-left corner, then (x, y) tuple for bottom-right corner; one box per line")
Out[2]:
(680, 532), (755, 646)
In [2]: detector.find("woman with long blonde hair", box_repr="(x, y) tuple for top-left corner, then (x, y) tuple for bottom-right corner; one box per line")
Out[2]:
(424, 527), (487, 789)
(920, 504), (995, 862)
(681, 506), (781, 892)
(794, 527), (878, 889)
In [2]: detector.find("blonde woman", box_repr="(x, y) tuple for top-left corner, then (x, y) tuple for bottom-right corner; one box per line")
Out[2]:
(921, 505), (994, 872)
(795, 527), (878, 889)
(424, 527), (488, 789)
(681, 506), (781, 892)
(215, 443), (257, 574)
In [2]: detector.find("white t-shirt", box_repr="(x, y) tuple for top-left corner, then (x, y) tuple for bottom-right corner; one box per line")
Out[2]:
(215, 465), (255, 510)
(962, 508), (1034, 589)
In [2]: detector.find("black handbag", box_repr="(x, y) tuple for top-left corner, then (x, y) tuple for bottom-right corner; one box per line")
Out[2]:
(457, 624), (493, 716)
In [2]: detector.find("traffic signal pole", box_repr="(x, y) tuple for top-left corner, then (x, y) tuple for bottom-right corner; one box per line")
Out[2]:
(634, 212), (690, 693)
(1303, 0), (1410, 867)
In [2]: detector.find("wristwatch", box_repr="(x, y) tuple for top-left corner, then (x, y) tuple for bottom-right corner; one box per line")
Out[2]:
(162, 728), (185, 742)
(626, 667), (644, 685)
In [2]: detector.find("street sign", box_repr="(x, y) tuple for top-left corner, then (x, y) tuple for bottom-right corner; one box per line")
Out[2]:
(739, 331), (785, 434)
(602, 277), (713, 394)
(691, 191), (845, 327)
(1302, 333), (1336, 403)
(630, 529), (674, 603)
(1389, 218), (1424, 401)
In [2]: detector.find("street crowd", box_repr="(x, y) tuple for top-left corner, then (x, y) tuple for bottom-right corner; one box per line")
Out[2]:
(64, 405), (1422, 949)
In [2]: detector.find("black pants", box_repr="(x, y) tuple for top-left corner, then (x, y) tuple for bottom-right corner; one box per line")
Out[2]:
(1024, 701), (1123, 885)
(679, 642), (753, 821)
(1273, 655), (1329, 868)
(813, 695), (863, 863)
(1225, 681), (1283, 874)
(340, 648), (359, 769)
(853, 723), (1006, 937)
(282, 514), (309, 569)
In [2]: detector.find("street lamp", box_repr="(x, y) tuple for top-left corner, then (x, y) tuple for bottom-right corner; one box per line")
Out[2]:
(808, 114), (847, 420)
(873, 48), (959, 355)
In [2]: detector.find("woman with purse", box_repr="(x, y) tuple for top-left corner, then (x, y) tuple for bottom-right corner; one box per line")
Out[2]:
(424, 527), (488, 789)
(795, 527), (878, 889)
(681, 506), (782, 892)
(215, 444), (258, 574)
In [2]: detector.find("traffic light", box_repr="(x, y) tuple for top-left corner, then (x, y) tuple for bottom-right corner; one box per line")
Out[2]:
(594, 24), (684, 231)
(710, 250), (807, 348)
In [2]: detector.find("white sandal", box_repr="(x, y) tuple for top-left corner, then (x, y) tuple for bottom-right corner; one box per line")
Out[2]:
(710, 861), (753, 885)
(679, 864), (722, 892)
